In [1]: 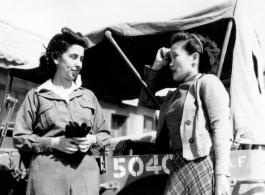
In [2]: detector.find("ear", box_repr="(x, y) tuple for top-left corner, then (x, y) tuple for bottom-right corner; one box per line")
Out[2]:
(191, 52), (200, 67)
(52, 52), (60, 65)
(191, 52), (200, 65)
(192, 52), (199, 61)
(53, 59), (58, 65)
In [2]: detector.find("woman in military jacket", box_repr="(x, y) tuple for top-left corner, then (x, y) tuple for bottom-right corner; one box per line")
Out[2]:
(13, 28), (110, 195)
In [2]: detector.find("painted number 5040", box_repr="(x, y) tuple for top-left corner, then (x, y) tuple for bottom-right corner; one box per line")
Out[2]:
(113, 155), (173, 178)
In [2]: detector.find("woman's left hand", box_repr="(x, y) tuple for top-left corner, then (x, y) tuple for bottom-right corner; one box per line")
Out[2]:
(215, 174), (231, 195)
(72, 135), (97, 153)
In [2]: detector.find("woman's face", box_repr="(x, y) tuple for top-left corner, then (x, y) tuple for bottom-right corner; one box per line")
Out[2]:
(169, 42), (197, 81)
(55, 44), (85, 82)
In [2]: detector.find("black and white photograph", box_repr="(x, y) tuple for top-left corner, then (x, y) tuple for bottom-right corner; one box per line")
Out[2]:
(0, 0), (265, 194)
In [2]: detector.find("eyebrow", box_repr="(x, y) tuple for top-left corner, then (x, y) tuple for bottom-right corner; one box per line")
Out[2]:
(69, 53), (84, 57)
(170, 51), (178, 55)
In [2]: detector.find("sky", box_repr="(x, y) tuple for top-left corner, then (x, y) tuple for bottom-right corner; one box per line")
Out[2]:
(0, 0), (264, 50)
(0, 0), (189, 39)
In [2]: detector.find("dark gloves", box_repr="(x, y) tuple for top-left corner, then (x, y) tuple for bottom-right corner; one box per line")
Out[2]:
(65, 121), (92, 138)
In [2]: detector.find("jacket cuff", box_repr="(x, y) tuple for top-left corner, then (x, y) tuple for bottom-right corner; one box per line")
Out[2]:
(39, 137), (53, 153)
(215, 143), (231, 176)
(144, 65), (162, 91)
(144, 65), (160, 81)
(94, 132), (110, 149)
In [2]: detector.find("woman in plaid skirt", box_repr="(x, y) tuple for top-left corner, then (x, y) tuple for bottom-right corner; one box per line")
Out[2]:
(139, 31), (232, 195)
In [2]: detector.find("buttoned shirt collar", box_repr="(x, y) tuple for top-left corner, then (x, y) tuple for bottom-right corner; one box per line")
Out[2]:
(37, 79), (79, 102)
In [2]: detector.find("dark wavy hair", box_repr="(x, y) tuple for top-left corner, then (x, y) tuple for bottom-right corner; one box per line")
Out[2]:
(39, 27), (89, 78)
(170, 32), (220, 75)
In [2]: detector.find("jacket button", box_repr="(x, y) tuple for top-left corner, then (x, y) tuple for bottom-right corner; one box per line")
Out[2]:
(188, 138), (194, 143)
(185, 120), (191, 126)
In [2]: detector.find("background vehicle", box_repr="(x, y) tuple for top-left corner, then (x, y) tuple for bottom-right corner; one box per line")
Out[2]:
(1, 0), (265, 194)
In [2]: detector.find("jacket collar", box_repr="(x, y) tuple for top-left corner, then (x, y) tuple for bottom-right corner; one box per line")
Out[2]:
(37, 79), (78, 93)
(164, 74), (202, 100)
(37, 79), (85, 101)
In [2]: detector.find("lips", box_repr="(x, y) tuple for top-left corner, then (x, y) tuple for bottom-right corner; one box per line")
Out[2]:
(71, 70), (79, 78)
(71, 70), (79, 74)
(171, 70), (176, 74)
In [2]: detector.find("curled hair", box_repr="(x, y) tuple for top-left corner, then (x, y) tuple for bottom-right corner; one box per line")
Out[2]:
(39, 27), (89, 78)
(170, 31), (220, 75)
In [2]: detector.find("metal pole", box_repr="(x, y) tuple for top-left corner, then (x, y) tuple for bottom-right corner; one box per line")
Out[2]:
(0, 95), (18, 147)
(0, 70), (13, 146)
(217, 20), (233, 78)
(0, 72), (12, 128)
(105, 31), (161, 107)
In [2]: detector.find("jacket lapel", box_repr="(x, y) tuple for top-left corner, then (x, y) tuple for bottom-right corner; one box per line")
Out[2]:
(156, 90), (177, 140)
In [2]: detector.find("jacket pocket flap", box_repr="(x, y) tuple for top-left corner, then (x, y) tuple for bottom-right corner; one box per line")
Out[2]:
(79, 100), (95, 110)
(38, 104), (53, 115)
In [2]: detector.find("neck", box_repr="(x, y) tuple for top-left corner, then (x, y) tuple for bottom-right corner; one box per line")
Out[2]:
(52, 74), (72, 89)
(183, 72), (198, 82)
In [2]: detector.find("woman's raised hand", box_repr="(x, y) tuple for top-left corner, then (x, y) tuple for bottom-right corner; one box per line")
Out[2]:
(152, 47), (170, 70)
(51, 136), (79, 154)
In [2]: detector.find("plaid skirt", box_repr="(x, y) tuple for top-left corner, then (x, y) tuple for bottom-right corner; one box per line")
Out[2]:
(164, 149), (215, 195)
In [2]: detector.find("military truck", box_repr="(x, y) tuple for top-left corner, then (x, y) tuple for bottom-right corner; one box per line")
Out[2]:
(1, 0), (265, 194)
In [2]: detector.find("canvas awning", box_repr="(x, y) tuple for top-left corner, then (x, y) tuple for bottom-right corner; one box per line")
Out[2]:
(0, 20), (48, 69)
(86, 0), (235, 47)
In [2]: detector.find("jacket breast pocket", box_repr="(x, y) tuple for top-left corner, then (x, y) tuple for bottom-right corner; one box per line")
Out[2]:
(38, 103), (54, 129)
(79, 100), (95, 122)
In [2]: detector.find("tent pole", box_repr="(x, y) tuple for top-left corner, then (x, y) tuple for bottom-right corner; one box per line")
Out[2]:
(105, 31), (161, 107)
(217, 20), (233, 78)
